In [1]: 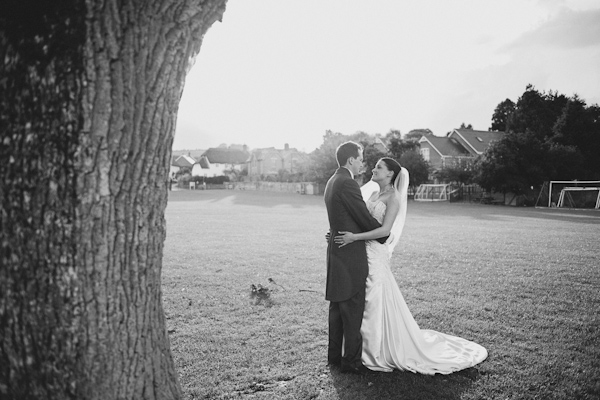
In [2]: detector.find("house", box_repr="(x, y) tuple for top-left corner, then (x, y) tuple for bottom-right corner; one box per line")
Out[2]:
(418, 129), (504, 172)
(191, 147), (250, 178)
(370, 134), (389, 154)
(449, 129), (505, 157)
(170, 154), (196, 177)
(247, 144), (308, 178)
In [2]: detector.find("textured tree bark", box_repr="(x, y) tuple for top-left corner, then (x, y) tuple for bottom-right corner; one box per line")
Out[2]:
(0, 1), (227, 398)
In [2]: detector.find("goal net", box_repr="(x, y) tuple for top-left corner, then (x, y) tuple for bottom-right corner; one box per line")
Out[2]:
(536, 181), (600, 209)
(414, 184), (452, 201)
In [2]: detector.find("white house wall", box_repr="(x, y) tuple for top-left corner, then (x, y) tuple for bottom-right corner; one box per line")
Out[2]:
(169, 165), (180, 177)
(192, 163), (244, 177)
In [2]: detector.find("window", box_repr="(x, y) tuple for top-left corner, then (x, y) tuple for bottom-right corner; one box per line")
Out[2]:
(420, 148), (430, 161)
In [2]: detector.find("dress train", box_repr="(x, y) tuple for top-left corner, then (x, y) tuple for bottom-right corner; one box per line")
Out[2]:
(361, 200), (487, 374)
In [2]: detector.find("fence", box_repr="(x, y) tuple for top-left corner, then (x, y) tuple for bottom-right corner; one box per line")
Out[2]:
(230, 181), (322, 195)
(177, 181), (227, 190)
(451, 185), (484, 203)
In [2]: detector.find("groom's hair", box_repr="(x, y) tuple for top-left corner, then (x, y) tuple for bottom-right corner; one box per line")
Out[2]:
(336, 141), (362, 167)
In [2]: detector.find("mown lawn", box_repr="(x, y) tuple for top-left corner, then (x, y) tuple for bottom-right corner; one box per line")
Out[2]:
(162, 189), (600, 400)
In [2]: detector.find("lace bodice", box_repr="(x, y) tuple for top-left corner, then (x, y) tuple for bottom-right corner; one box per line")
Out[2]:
(366, 199), (386, 224)
(365, 199), (389, 270)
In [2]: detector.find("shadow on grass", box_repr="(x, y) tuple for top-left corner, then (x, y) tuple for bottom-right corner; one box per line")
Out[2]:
(328, 365), (481, 400)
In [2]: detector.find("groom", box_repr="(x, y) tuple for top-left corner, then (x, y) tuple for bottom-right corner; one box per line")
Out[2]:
(324, 141), (387, 373)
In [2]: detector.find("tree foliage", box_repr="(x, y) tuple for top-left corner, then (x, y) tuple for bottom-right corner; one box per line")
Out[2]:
(399, 150), (430, 191)
(306, 130), (348, 184)
(490, 98), (515, 131)
(385, 129), (419, 159)
(478, 85), (600, 196)
(506, 85), (571, 141)
(307, 128), (431, 190)
(307, 130), (389, 184)
(436, 158), (476, 186)
(359, 140), (387, 182)
(404, 129), (432, 142)
(385, 130), (429, 188)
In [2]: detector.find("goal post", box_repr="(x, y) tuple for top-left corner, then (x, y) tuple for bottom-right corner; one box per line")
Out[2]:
(414, 184), (452, 201)
(546, 181), (600, 209)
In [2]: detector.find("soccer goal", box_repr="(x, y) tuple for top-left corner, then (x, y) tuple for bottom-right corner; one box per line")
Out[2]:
(536, 181), (600, 209)
(414, 184), (452, 201)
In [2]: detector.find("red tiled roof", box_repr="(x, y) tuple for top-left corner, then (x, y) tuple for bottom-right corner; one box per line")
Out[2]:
(451, 129), (504, 154)
(421, 135), (470, 157)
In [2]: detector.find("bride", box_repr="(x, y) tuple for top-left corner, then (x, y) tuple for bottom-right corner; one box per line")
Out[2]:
(334, 157), (488, 374)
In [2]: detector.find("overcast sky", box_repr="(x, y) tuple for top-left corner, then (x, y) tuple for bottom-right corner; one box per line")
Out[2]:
(173, 0), (600, 152)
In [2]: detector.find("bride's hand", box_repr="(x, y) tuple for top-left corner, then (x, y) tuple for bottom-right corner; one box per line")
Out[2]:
(334, 231), (356, 248)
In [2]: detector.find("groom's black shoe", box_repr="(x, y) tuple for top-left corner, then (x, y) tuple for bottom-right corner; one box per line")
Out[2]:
(327, 357), (341, 367)
(340, 363), (371, 375)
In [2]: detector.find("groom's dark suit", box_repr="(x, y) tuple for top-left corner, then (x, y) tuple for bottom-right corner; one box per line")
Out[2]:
(324, 167), (386, 371)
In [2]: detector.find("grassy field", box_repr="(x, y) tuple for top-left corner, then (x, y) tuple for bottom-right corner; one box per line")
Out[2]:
(162, 189), (600, 400)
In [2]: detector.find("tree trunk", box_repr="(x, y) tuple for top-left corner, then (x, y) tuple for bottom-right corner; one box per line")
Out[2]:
(0, 1), (227, 398)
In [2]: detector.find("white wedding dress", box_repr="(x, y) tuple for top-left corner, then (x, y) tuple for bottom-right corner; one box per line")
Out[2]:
(360, 198), (488, 374)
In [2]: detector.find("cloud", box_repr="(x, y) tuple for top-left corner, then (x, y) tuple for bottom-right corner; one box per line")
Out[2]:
(505, 8), (600, 51)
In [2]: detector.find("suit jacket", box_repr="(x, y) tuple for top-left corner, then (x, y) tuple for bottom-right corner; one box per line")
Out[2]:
(324, 168), (386, 302)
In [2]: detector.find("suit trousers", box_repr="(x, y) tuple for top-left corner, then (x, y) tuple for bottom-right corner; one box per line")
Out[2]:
(328, 286), (365, 369)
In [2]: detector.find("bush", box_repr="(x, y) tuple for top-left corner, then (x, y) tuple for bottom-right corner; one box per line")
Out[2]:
(181, 175), (230, 185)
(205, 176), (229, 184)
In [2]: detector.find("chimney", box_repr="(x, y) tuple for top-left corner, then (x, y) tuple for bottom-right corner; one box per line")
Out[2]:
(284, 143), (289, 151)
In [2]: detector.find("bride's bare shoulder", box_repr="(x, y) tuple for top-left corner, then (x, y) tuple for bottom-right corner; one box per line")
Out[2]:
(382, 192), (400, 207)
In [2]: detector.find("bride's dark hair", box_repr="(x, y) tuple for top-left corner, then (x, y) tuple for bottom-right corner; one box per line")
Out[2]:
(379, 157), (402, 185)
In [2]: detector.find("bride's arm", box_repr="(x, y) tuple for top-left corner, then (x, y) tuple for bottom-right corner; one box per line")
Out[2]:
(334, 196), (400, 247)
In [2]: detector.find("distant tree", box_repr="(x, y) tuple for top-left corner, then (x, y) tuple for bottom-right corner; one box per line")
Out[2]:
(404, 129), (431, 141)
(175, 166), (192, 178)
(358, 140), (387, 182)
(459, 122), (473, 129)
(347, 130), (372, 144)
(224, 167), (241, 182)
(346, 131), (387, 182)
(506, 84), (569, 140)
(436, 158), (476, 185)
(474, 132), (581, 195)
(482, 85), (600, 198)
(552, 97), (600, 178)
(307, 130), (349, 184)
(385, 129), (419, 161)
(490, 98), (515, 131)
(398, 150), (429, 192)
(308, 130), (397, 184)
(277, 168), (290, 182)
(475, 132), (541, 195)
